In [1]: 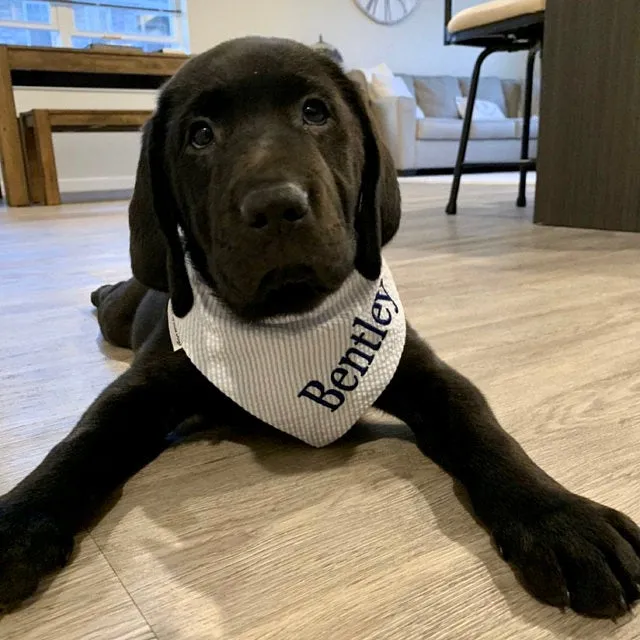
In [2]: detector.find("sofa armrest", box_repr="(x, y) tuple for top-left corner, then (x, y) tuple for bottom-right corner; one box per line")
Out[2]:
(370, 96), (417, 171)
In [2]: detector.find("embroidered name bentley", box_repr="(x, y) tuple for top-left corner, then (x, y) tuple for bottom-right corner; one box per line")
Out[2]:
(169, 256), (405, 447)
(297, 279), (400, 410)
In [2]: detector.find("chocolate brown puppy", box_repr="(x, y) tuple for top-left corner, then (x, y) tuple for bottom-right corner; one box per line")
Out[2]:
(1, 37), (639, 620)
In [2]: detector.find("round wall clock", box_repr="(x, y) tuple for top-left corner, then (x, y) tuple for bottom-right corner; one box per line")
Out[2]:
(354, 0), (420, 25)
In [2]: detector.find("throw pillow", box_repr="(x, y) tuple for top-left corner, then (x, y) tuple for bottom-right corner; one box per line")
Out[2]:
(414, 76), (461, 119)
(455, 96), (506, 121)
(360, 62), (394, 83)
(459, 76), (508, 114)
(371, 73), (425, 119)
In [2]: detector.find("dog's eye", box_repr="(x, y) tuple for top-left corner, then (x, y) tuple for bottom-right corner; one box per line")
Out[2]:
(189, 122), (214, 149)
(302, 99), (329, 126)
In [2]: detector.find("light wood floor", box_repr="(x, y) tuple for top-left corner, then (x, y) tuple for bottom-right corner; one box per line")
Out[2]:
(1, 181), (640, 640)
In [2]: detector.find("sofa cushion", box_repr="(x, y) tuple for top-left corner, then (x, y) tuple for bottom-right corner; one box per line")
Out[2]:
(501, 79), (522, 118)
(460, 76), (507, 115)
(371, 73), (425, 119)
(416, 117), (518, 141)
(518, 79), (541, 116)
(359, 62), (393, 83)
(396, 73), (417, 98)
(470, 119), (517, 139)
(456, 97), (506, 121)
(514, 115), (539, 138)
(414, 76), (461, 118)
(355, 63), (394, 100)
(416, 117), (463, 140)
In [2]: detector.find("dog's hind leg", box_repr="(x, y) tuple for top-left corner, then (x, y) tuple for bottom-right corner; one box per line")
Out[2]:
(91, 278), (148, 349)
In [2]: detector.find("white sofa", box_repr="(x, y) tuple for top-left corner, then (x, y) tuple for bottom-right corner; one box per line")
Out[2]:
(348, 69), (539, 173)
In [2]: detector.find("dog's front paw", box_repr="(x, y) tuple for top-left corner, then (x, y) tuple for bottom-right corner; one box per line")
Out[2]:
(0, 502), (73, 612)
(493, 494), (640, 619)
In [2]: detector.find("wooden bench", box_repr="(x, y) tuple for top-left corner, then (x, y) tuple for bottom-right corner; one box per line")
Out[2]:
(19, 109), (152, 205)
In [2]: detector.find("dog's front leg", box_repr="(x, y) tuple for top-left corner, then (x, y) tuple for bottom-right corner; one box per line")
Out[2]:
(375, 324), (640, 619)
(0, 348), (215, 611)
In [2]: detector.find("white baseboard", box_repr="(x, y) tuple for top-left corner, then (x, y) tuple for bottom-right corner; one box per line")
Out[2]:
(59, 175), (135, 193)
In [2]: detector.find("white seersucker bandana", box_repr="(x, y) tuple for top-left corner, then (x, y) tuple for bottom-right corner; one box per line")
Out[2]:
(168, 257), (406, 447)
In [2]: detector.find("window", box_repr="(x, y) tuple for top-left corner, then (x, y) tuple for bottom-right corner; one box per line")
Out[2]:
(0, 1), (59, 46)
(0, 0), (189, 52)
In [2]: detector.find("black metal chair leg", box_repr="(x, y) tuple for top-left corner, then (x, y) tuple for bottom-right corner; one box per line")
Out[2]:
(446, 47), (496, 215)
(517, 45), (538, 208)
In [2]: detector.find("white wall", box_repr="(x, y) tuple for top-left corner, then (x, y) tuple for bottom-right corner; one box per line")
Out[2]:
(12, 0), (528, 194)
(188, 0), (526, 76)
(13, 88), (156, 193)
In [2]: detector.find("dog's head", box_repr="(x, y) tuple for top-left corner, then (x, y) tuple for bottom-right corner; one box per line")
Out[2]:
(129, 36), (401, 319)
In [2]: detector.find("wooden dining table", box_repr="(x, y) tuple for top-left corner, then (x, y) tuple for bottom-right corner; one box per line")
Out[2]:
(0, 45), (189, 207)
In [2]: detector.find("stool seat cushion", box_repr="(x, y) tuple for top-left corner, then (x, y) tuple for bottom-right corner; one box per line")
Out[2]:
(448, 0), (545, 34)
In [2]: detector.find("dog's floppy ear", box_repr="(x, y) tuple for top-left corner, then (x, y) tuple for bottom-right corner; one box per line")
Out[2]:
(346, 80), (401, 281)
(129, 119), (167, 292)
(129, 112), (193, 317)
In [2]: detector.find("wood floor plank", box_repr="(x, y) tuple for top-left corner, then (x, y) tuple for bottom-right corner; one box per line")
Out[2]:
(1, 181), (640, 638)
(0, 536), (157, 640)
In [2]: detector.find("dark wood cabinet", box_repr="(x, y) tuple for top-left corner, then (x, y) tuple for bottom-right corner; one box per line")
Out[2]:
(534, 0), (640, 231)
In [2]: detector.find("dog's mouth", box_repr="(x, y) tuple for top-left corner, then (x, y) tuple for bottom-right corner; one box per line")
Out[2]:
(250, 265), (332, 318)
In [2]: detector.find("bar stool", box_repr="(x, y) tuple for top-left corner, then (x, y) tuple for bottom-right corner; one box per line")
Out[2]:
(444, 0), (545, 214)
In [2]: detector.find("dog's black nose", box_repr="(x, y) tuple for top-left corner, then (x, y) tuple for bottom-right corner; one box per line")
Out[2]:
(240, 183), (310, 230)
